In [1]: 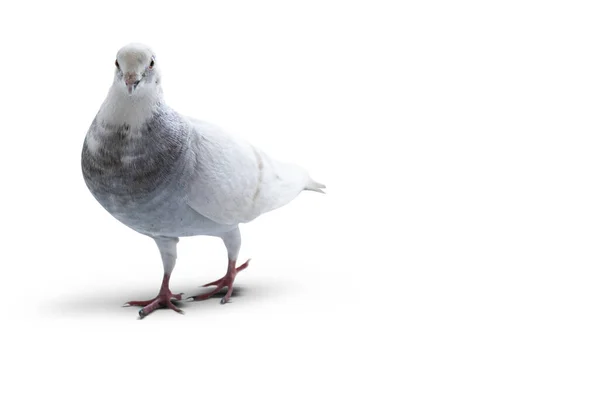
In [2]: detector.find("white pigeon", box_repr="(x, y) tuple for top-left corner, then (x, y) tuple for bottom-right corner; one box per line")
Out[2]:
(81, 43), (325, 318)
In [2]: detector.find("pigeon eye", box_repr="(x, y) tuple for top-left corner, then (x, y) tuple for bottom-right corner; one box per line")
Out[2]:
(115, 60), (120, 69)
(149, 59), (155, 69)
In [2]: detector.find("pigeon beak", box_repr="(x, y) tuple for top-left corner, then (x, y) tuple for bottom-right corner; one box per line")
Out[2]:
(124, 73), (141, 95)
(126, 82), (139, 95)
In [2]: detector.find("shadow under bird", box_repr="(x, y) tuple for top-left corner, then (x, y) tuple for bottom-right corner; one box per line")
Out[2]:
(81, 43), (325, 319)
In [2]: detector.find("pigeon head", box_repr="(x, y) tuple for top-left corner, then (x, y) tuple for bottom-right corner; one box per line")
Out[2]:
(114, 43), (160, 96)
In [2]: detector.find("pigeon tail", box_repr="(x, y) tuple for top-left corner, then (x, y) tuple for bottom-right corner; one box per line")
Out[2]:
(305, 178), (326, 194)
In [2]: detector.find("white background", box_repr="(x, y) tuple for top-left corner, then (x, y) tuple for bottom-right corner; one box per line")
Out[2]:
(1, 0), (599, 398)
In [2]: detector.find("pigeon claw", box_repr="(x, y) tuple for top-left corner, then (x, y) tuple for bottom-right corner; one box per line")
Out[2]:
(189, 259), (250, 304)
(125, 291), (184, 319)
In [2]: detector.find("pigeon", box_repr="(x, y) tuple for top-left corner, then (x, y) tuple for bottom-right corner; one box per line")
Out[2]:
(81, 43), (325, 318)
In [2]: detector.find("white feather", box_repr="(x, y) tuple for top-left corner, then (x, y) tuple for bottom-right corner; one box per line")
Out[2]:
(184, 118), (318, 225)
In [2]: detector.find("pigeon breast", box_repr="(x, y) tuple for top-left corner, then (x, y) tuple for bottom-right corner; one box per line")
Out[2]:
(81, 105), (231, 237)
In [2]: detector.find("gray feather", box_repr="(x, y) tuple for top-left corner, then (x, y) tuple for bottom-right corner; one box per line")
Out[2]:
(82, 101), (323, 238)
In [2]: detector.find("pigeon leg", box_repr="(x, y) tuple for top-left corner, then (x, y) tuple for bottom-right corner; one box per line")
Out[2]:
(188, 227), (249, 304)
(189, 259), (250, 304)
(123, 237), (183, 319)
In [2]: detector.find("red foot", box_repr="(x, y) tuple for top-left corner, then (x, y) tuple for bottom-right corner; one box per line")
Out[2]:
(123, 274), (183, 319)
(188, 259), (250, 304)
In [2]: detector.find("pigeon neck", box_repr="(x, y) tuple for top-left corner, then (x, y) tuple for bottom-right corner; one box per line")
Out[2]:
(97, 86), (164, 131)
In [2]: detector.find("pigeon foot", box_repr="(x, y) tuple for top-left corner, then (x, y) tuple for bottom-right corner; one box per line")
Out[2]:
(187, 259), (250, 304)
